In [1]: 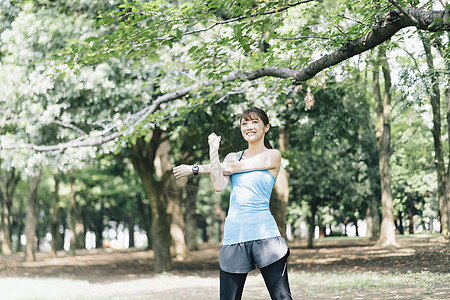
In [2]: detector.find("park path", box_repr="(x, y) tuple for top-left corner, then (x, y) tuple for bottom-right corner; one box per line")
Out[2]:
(0, 235), (448, 299)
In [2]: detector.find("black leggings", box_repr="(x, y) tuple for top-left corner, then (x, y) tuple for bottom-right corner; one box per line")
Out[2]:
(220, 254), (292, 300)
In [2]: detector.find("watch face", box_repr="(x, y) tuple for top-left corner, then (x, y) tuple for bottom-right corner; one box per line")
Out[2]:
(192, 165), (199, 175)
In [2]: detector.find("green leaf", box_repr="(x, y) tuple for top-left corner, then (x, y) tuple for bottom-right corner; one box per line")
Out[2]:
(176, 29), (182, 40)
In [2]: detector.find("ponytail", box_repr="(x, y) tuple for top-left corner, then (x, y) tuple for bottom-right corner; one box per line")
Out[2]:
(264, 136), (272, 149)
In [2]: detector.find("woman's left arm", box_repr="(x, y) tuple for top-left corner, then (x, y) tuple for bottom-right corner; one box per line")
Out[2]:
(224, 150), (281, 174)
(173, 150), (281, 178)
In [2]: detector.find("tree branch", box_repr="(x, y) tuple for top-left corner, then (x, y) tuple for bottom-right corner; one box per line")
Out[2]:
(387, 0), (419, 25)
(155, 0), (317, 42)
(2, 7), (450, 152)
(274, 35), (337, 42)
(337, 14), (370, 27)
(292, 7), (450, 82)
(52, 120), (87, 135)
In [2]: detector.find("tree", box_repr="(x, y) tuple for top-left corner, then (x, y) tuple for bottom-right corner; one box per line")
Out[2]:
(49, 173), (61, 257)
(4, 1), (449, 152)
(420, 32), (449, 237)
(0, 167), (20, 255)
(2, 0), (450, 272)
(284, 80), (372, 248)
(24, 171), (41, 262)
(389, 83), (436, 236)
(372, 48), (399, 247)
(394, 27), (450, 237)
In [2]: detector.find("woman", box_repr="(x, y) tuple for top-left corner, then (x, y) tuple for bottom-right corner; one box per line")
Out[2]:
(173, 107), (292, 300)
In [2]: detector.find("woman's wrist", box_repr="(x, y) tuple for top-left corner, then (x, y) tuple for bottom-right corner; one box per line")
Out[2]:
(198, 164), (210, 174)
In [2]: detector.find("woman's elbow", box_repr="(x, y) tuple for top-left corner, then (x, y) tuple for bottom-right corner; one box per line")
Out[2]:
(214, 186), (225, 193)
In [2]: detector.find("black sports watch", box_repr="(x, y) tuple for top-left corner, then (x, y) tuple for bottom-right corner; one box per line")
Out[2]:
(192, 164), (199, 176)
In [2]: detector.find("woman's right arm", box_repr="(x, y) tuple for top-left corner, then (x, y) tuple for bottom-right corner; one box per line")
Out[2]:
(208, 133), (229, 192)
(172, 162), (234, 178)
(172, 164), (212, 178)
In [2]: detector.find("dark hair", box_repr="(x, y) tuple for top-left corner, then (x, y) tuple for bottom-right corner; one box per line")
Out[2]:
(240, 107), (273, 149)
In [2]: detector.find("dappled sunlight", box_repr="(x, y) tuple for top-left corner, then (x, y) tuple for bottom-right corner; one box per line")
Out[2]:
(0, 249), (157, 282)
(291, 257), (343, 265)
(291, 249), (417, 266)
(288, 235), (449, 274)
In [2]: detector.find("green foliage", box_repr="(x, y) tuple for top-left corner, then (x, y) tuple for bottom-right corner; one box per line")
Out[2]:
(280, 80), (378, 228)
(75, 156), (146, 231)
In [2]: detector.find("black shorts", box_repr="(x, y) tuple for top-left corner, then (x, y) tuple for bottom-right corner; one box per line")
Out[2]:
(219, 236), (289, 274)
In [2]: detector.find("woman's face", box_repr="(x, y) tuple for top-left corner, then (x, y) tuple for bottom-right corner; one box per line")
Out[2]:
(240, 116), (269, 143)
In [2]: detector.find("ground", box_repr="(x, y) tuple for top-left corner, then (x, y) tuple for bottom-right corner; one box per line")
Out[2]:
(0, 235), (448, 299)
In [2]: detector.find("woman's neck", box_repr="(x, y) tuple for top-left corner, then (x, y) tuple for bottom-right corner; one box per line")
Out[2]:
(245, 141), (266, 157)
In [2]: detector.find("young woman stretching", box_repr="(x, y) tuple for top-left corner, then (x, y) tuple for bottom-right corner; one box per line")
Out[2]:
(173, 107), (292, 300)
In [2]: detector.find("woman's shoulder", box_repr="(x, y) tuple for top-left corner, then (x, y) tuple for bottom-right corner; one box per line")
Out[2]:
(266, 148), (281, 155)
(224, 151), (241, 162)
(265, 148), (281, 159)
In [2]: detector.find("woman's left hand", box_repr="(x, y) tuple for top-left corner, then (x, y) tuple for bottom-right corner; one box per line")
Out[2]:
(172, 165), (192, 178)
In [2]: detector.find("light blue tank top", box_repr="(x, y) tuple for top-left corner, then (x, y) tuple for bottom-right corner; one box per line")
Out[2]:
(222, 150), (281, 245)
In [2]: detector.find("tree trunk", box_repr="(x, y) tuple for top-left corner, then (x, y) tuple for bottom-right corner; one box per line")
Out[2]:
(271, 167), (289, 239)
(440, 0), (450, 242)
(397, 213), (404, 235)
(0, 218), (2, 252)
(445, 81), (450, 237)
(365, 196), (381, 240)
(270, 126), (290, 239)
(14, 194), (25, 253)
(168, 196), (187, 259)
(0, 191), (12, 255)
(199, 218), (208, 243)
(156, 137), (188, 259)
(319, 224), (326, 237)
(0, 168), (19, 255)
(408, 209), (414, 234)
(420, 33), (449, 238)
(183, 176), (199, 251)
(50, 175), (61, 257)
(129, 130), (172, 273)
(374, 50), (399, 248)
(68, 173), (85, 255)
(148, 186), (172, 272)
(359, 86), (381, 241)
(25, 172), (41, 262)
(307, 201), (317, 249)
(128, 221), (135, 248)
(136, 193), (152, 249)
(94, 218), (104, 249)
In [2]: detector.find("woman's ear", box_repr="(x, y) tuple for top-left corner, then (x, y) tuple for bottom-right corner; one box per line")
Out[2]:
(264, 124), (270, 133)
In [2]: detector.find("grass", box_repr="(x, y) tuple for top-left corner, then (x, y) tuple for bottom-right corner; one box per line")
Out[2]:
(288, 271), (449, 298)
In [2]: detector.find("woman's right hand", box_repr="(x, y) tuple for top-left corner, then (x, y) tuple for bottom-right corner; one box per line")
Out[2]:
(172, 164), (192, 178)
(208, 132), (221, 150)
